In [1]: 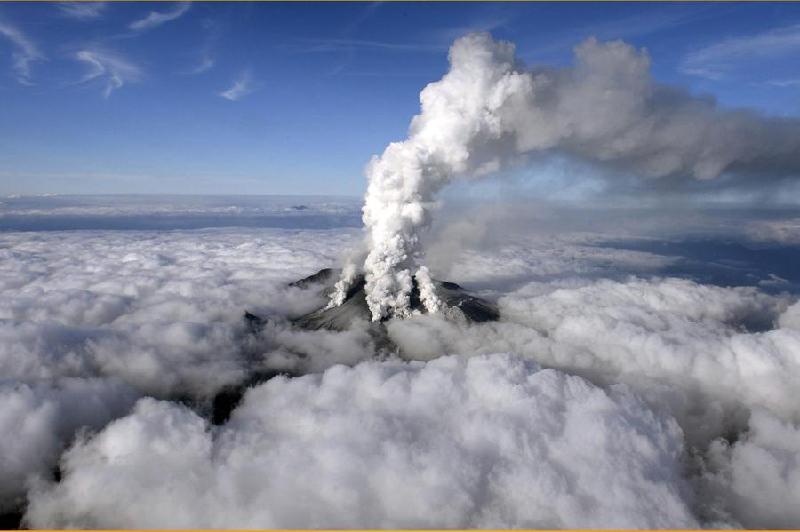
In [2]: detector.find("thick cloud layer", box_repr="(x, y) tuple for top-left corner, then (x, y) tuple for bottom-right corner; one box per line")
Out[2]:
(353, 32), (800, 320)
(0, 225), (360, 517)
(703, 409), (800, 528)
(388, 278), (798, 443)
(0, 378), (138, 513)
(2, 198), (800, 527)
(0, 228), (359, 397)
(26, 354), (698, 529)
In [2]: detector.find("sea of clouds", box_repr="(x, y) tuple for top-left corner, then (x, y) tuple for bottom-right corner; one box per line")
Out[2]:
(1, 195), (799, 528)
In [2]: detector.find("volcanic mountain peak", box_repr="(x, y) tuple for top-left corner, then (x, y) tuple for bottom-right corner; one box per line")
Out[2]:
(290, 268), (499, 331)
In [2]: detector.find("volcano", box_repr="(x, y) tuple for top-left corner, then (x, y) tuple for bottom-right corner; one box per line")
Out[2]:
(225, 268), (499, 425)
(288, 268), (499, 330)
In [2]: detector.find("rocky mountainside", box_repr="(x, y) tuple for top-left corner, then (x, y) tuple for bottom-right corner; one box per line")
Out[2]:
(289, 268), (499, 330)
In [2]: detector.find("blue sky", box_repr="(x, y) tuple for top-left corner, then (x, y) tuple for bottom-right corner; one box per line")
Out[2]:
(0, 1), (799, 196)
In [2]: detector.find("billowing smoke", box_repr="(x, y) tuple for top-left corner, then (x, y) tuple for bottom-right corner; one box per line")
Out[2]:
(347, 32), (800, 320)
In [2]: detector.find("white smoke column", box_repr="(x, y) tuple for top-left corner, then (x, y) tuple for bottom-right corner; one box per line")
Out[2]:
(353, 32), (800, 321)
(361, 34), (530, 320)
(326, 262), (358, 309)
(415, 266), (442, 314)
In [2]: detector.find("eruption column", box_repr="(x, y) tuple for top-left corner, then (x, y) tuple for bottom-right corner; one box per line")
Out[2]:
(330, 32), (800, 321)
(358, 34), (528, 320)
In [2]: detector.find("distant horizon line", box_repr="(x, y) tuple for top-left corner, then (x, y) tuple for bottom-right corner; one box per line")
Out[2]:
(2, 192), (364, 199)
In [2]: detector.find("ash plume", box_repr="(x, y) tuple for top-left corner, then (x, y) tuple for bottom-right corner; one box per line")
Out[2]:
(339, 32), (800, 321)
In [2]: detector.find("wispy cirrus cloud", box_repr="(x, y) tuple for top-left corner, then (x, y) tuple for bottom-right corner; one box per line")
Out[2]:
(74, 48), (142, 98)
(339, 2), (383, 37)
(0, 20), (44, 85)
(289, 37), (444, 76)
(58, 2), (107, 20)
(682, 23), (800, 79)
(294, 37), (445, 54)
(520, 7), (713, 62)
(764, 78), (800, 88)
(183, 19), (222, 76)
(219, 70), (254, 101)
(184, 19), (219, 75)
(188, 55), (215, 75)
(129, 2), (191, 32)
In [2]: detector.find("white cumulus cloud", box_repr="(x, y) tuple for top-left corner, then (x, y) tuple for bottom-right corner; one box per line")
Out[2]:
(0, 227), (360, 398)
(703, 409), (800, 528)
(0, 378), (138, 514)
(25, 354), (698, 529)
(0, 197), (799, 527)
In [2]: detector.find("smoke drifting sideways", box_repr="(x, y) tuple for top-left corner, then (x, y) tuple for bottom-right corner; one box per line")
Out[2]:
(352, 32), (800, 321)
